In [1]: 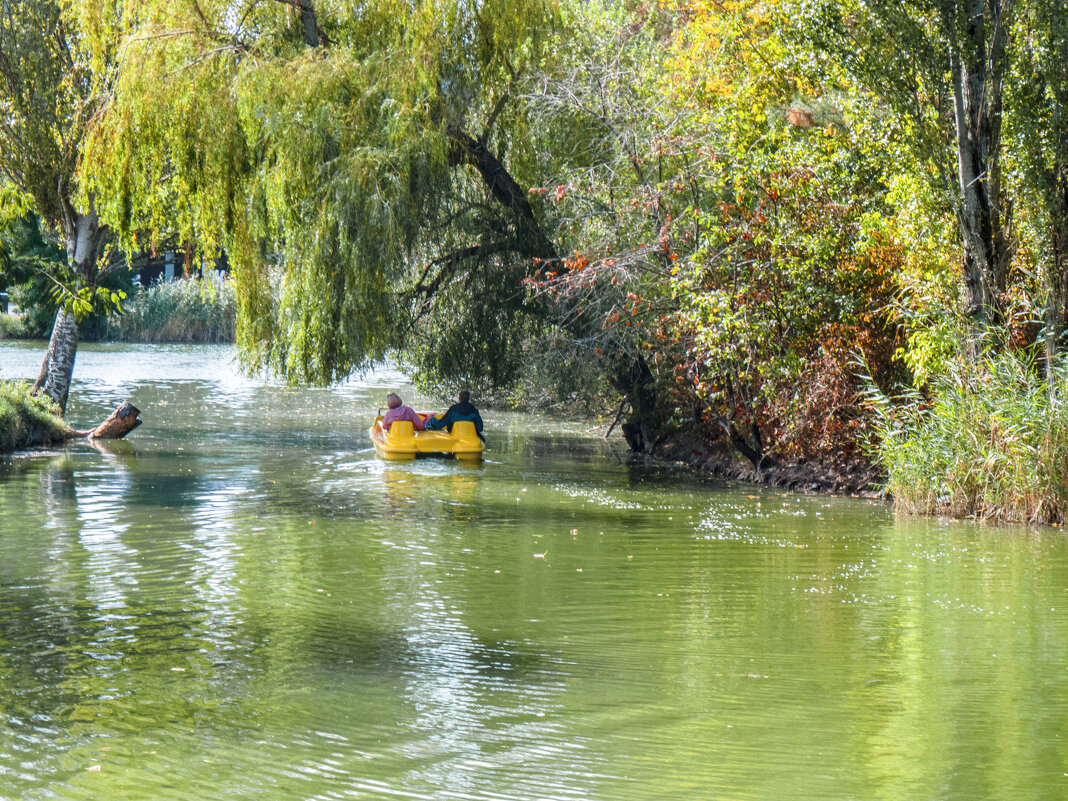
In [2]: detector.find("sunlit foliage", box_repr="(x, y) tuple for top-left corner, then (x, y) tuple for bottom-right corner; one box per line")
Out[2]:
(81, 0), (562, 385)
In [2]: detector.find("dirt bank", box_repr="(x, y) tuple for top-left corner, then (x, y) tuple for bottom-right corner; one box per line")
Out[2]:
(652, 434), (887, 499)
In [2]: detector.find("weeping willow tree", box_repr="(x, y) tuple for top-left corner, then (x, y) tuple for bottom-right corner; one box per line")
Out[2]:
(79, 0), (562, 388)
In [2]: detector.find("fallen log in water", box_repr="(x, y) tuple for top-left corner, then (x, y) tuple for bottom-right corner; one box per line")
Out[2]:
(84, 401), (142, 440)
(68, 402), (142, 441)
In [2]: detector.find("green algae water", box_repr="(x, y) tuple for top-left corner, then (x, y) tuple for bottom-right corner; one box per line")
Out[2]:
(2, 342), (1068, 800)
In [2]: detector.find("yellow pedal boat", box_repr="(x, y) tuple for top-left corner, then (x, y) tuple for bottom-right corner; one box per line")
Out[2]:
(370, 414), (484, 461)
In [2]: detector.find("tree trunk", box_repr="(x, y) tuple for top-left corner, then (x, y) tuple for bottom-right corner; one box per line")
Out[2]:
(712, 414), (777, 472)
(727, 422), (763, 469)
(32, 201), (106, 416)
(446, 123), (558, 262)
(298, 0), (319, 46)
(611, 355), (658, 453)
(950, 0), (1013, 335)
(32, 308), (79, 415)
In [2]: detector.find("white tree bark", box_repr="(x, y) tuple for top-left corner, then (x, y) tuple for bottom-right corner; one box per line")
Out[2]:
(36, 308), (80, 414)
(31, 202), (104, 416)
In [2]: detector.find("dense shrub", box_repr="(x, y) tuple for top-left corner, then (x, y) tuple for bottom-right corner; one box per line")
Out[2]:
(869, 350), (1068, 524)
(0, 381), (69, 451)
(110, 278), (236, 343)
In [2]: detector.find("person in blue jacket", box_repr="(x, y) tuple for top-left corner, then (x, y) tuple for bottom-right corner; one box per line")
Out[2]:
(425, 390), (484, 439)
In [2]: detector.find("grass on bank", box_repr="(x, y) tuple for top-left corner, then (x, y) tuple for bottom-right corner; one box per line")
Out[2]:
(109, 278), (236, 343)
(869, 349), (1068, 525)
(0, 382), (70, 451)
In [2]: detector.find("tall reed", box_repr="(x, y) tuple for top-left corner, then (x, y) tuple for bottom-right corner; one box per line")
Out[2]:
(0, 313), (27, 339)
(110, 278), (236, 343)
(868, 350), (1068, 524)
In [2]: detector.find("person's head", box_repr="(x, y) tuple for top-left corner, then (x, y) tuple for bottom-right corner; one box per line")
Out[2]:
(387, 392), (402, 409)
(458, 390), (470, 403)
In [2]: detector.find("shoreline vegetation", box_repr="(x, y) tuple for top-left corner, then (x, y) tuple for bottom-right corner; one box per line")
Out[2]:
(1, 334), (885, 498)
(0, 382), (70, 452)
(106, 278), (236, 344)
(0, 278), (237, 344)
(869, 351), (1068, 526)
(4, 292), (1065, 524)
(3, 333), (1064, 526)
(654, 436), (883, 498)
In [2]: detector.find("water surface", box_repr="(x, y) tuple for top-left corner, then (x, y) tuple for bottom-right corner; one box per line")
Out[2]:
(1, 342), (1067, 800)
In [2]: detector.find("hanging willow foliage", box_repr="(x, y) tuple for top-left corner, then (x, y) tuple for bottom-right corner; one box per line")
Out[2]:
(79, 0), (562, 384)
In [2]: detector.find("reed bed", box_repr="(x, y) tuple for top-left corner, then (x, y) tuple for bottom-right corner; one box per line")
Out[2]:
(0, 313), (27, 339)
(869, 350), (1068, 525)
(110, 278), (236, 343)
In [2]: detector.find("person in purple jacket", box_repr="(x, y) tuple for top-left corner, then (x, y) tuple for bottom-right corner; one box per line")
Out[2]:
(382, 393), (425, 432)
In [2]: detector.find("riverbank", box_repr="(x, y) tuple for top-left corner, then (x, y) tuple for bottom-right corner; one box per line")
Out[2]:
(653, 433), (885, 498)
(0, 382), (70, 452)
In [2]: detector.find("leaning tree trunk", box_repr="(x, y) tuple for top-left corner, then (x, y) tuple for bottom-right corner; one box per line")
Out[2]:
(32, 308), (80, 415)
(6, 402), (142, 453)
(31, 201), (105, 416)
(446, 123), (558, 263)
